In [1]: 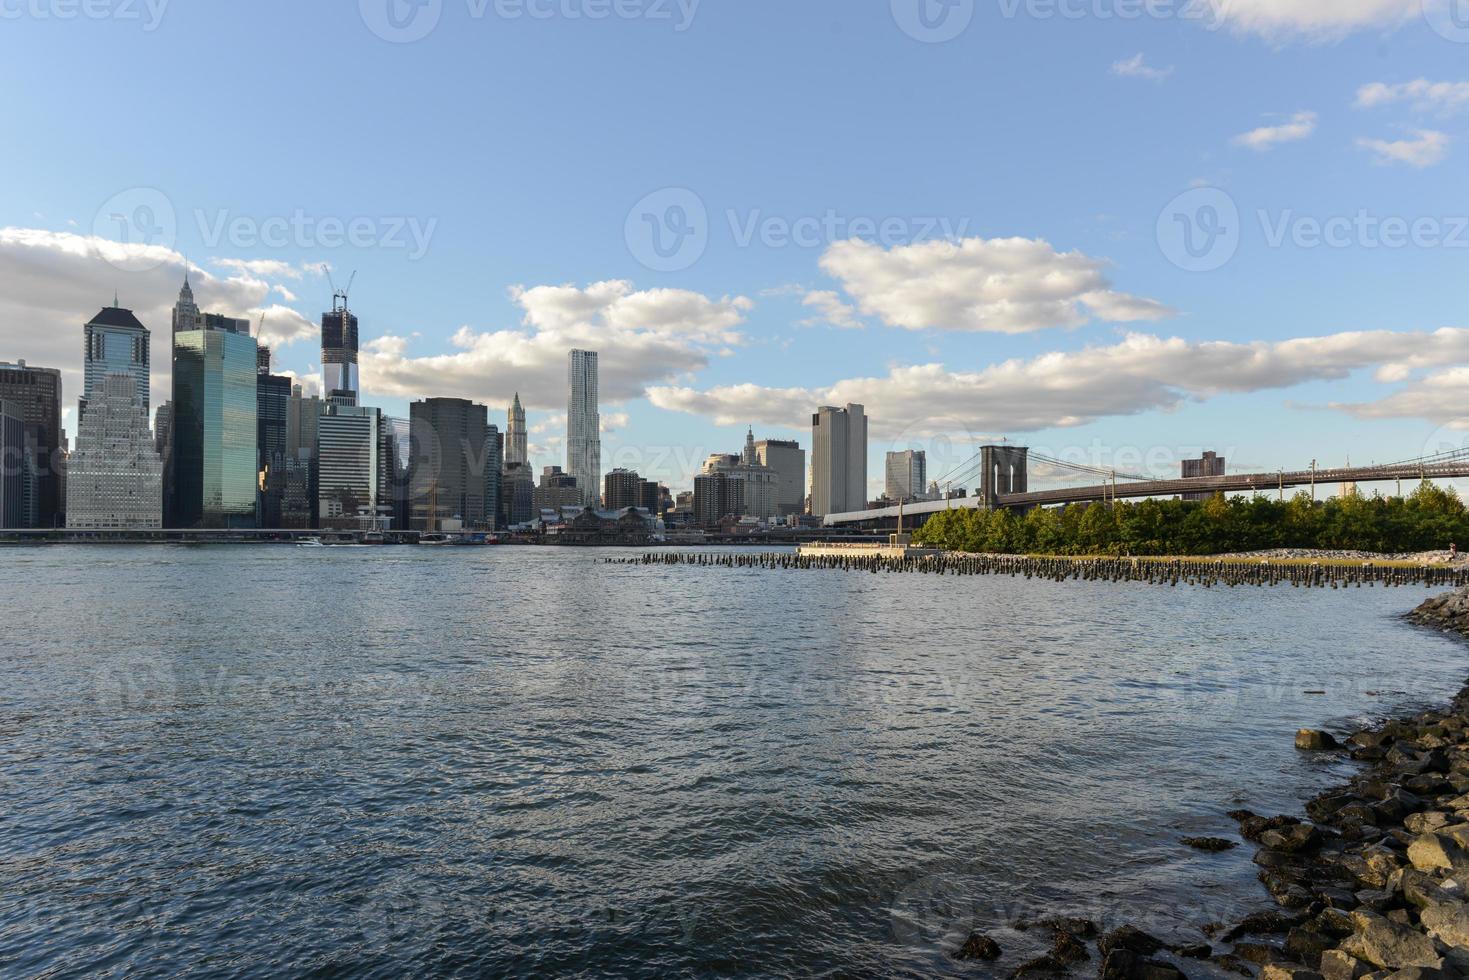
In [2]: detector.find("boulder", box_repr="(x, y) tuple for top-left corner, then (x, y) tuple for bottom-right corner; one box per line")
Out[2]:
(1404, 813), (1453, 835)
(1300, 730), (1343, 751)
(1181, 837), (1238, 852)
(1262, 824), (1324, 854)
(1261, 966), (1324, 980)
(1417, 896), (1469, 948)
(1286, 926), (1336, 967)
(1340, 911), (1445, 970)
(1049, 927), (1089, 965)
(1098, 925), (1166, 959)
(1320, 948), (1372, 980)
(953, 931), (1002, 961)
(1407, 834), (1467, 874)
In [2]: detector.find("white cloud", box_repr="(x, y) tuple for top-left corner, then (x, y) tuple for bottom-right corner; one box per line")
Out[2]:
(213, 258), (303, 280)
(360, 281), (752, 410)
(800, 290), (864, 329)
(1334, 366), (1469, 424)
(1232, 111), (1318, 151)
(0, 228), (316, 409)
(1210, 0), (1420, 41)
(648, 328), (1469, 438)
(1355, 80), (1469, 113)
(1357, 129), (1450, 167)
(816, 237), (1174, 334)
(1110, 53), (1174, 82)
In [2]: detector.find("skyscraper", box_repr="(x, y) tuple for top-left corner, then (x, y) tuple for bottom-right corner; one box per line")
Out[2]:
(0, 360), (63, 528)
(171, 328), (259, 528)
(318, 404), (394, 529)
(603, 468), (642, 511)
(0, 400), (26, 529)
(506, 392), (528, 467)
(755, 439), (806, 516)
(483, 425), (503, 530)
(83, 305), (150, 417)
(66, 374), (162, 529)
(885, 450), (927, 503)
(566, 349), (601, 508)
(285, 385), (323, 528)
(810, 404), (868, 517)
(408, 397), (490, 531)
(321, 291), (360, 407)
(256, 372), (292, 527)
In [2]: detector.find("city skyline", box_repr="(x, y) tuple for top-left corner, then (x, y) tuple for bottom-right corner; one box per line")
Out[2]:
(4, 3), (1469, 501)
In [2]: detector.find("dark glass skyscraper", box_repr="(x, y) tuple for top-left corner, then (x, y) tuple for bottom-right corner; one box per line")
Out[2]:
(0, 360), (63, 527)
(256, 373), (291, 527)
(171, 329), (259, 528)
(408, 397), (490, 531)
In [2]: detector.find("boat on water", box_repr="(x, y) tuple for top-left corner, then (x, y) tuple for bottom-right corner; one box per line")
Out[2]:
(419, 534), (456, 546)
(297, 537), (325, 548)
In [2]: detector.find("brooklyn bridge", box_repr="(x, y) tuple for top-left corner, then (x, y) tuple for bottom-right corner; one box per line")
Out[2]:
(822, 444), (1469, 528)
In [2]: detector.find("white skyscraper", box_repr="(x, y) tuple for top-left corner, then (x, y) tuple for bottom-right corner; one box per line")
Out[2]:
(507, 392), (528, 467)
(566, 350), (601, 507)
(66, 374), (163, 529)
(885, 450), (927, 503)
(810, 404), (868, 517)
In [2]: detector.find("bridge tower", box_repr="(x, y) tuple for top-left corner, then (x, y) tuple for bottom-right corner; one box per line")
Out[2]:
(980, 445), (1028, 509)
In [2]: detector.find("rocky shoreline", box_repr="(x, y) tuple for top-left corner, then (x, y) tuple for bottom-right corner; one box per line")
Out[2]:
(951, 586), (1469, 979)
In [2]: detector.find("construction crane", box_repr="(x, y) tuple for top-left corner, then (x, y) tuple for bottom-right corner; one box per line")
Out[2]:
(322, 265), (357, 312)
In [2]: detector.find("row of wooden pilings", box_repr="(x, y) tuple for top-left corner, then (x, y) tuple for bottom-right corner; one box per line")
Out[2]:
(608, 552), (1469, 589)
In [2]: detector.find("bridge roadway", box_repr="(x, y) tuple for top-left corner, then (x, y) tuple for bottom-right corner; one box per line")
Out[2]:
(823, 460), (1469, 527)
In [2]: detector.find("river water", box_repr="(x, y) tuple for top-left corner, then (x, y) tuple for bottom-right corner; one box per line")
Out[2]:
(1, 546), (1466, 978)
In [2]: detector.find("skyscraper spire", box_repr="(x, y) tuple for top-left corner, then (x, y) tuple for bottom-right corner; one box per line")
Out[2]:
(743, 426), (758, 466)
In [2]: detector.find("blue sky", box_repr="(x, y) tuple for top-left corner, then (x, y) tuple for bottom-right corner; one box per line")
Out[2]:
(3, 0), (1468, 495)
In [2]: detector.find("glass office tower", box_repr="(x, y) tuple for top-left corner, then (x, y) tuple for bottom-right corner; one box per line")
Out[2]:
(171, 329), (259, 528)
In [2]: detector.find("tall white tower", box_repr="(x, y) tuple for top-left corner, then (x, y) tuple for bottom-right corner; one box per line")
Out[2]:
(566, 350), (601, 508)
(507, 392), (528, 467)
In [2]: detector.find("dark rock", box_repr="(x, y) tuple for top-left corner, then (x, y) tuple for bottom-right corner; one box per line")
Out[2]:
(954, 931), (1002, 961)
(1310, 908), (1354, 938)
(1098, 925), (1166, 959)
(1231, 940), (1287, 965)
(1049, 928), (1089, 966)
(1181, 836), (1238, 852)
(1010, 952), (1068, 977)
(1035, 914), (1098, 939)
(1285, 926), (1335, 968)
(1209, 953), (1255, 977)
(1319, 948), (1371, 980)
(1299, 730), (1342, 751)
(1099, 949), (1187, 980)
(1223, 910), (1305, 941)
(1262, 824), (1324, 854)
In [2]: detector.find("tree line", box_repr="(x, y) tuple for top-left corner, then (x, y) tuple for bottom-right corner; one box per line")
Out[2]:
(910, 484), (1468, 556)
